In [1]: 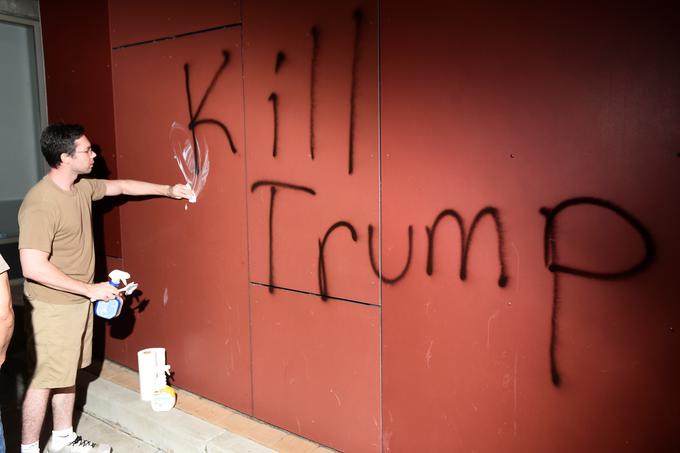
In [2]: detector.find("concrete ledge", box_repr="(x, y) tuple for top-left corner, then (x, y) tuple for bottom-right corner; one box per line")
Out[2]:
(78, 361), (337, 453)
(79, 376), (274, 453)
(207, 431), (275, 453)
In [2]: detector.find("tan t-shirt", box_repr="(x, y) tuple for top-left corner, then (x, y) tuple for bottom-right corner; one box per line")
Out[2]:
(19, 176), (107, 304)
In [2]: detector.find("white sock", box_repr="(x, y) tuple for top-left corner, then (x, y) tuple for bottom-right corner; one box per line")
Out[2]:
(51, 427), (76, 449)
(20, 441), (40, 453)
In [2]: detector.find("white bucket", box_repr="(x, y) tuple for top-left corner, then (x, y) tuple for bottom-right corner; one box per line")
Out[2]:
(137, 347), (166, 401)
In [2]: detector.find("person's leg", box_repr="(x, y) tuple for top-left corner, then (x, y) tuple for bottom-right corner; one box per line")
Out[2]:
(38, 302), (109, 452)
(21, 387), (50, 444)
(51, 386), (76, 430)
(44, 386), (78, 451)
(22, 299), (80, 451)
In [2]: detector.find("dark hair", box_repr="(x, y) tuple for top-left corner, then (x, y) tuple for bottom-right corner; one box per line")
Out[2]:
(40, 123), (85, 168)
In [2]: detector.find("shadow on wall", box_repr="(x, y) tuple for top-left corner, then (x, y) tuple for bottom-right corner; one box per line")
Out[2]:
(90, 141), (151, 360)
(90, 143), (124, 258)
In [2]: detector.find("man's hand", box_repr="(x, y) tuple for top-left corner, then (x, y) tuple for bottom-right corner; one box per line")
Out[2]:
(85, 282), (120, 302)
(167, 183), (195, 200)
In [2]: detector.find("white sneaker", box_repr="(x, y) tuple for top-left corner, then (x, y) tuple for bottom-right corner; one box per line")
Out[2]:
(43, 435), (112, 453)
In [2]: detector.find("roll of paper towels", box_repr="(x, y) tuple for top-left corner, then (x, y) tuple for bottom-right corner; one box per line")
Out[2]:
(138, 348), (166, 401)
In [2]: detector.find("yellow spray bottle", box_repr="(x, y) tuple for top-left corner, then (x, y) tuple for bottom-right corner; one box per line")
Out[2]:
(150, 364), (176, 411)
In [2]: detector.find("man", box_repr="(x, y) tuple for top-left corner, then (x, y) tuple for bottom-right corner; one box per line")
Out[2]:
(18, 124), (193, 453)
(0, 253), (15, 453)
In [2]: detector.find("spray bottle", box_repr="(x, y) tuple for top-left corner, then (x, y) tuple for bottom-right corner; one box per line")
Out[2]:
(150, 364), (177, 412)
(92, 269), (138, 319)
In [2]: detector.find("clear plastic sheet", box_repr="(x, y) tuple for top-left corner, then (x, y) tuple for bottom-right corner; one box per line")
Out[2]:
(169, 122), (210, 203)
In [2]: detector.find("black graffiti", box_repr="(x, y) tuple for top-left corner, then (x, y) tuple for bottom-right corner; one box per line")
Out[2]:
(275, 51), (286, 74)
(268, 13), (367, 170)
(269, 51), (287, 158)
(250, 186), (657, 388)
(268, 92), (279, 157)
(540, 197), (655, 387)
(318, 221), (358, 301)
(368, 224), (414, 284)
(184, 50), (237, 168)
(348, 9), (364, 175)
(251, 180), (316, 194)
(251, 180), (316, 293)
(309, 27), (320, 160)
(426, 208), (508, 288)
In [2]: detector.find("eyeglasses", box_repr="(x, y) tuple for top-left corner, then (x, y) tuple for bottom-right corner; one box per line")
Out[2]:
(74, 149), (95, 155)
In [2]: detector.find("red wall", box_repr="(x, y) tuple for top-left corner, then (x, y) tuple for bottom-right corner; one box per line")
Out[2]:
(381, 3), (679, 452)
(41, 1), (679, 452)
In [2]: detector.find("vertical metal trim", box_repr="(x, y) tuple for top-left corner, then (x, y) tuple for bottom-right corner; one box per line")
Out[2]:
(238, 1), (256, 417)
(377, 0), (384, 451)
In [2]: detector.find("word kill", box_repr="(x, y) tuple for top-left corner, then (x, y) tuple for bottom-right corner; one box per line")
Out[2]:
(181, 9), (366, 175)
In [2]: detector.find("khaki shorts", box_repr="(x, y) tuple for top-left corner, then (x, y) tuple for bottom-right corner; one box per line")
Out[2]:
(25, 298), (93, 389)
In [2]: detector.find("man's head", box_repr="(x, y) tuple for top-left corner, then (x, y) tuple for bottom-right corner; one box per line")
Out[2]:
(40, 123), (94, 173)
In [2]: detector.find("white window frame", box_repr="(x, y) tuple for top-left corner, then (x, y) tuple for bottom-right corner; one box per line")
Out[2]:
(0, 12), (49, 175)
(0, 12), (48, 245)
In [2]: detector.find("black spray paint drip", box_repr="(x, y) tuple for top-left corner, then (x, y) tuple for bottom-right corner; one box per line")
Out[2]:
(251, 180), (316, 293)
(184, 50), (237, 173)
(268, 92), (279, 158)
(269, 51), (287, 158)
(275, 51), (286, 74)
(318, 221), (358, 301)
(540, 197), (655, 387)
(426, 207), (508, 288)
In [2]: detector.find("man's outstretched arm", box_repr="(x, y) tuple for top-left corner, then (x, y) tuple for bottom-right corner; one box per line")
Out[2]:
(104, 180), (194, 199)
(20, 249), (120, 302)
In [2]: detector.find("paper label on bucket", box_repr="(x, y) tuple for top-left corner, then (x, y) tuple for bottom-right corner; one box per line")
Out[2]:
(151, 386), (176, 412)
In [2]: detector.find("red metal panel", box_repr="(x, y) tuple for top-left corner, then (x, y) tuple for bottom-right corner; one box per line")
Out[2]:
(108, 0), (240, 48)
(110, 28), (251, 413)
(40, 0), (122, 257)
(243, 0), (379, 304)
(381, 3), (679, 452)
(251, 285), (381, 452)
